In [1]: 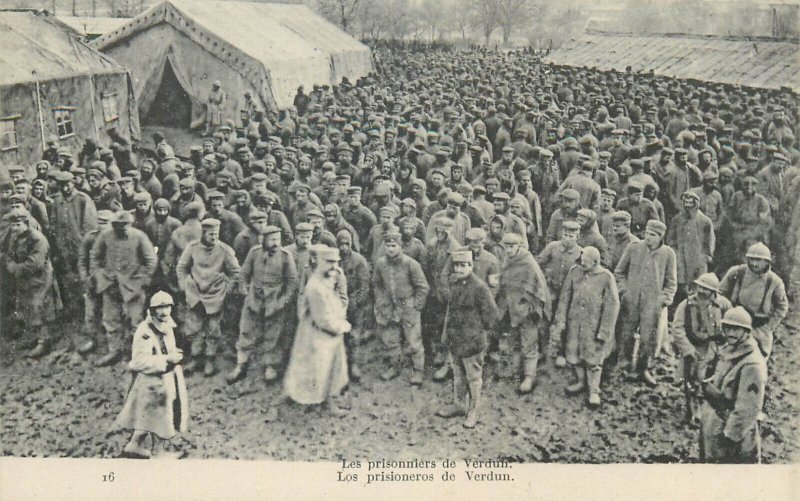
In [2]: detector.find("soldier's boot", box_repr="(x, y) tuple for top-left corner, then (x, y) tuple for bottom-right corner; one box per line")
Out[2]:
(26, 337), (49, 359)
(410, 369), (424, 386)
(77, 339), (96, 355)
(565, 365), (586, 395)
(518, 357), (538, 394)
(325, 396), (349, 418)
(587, 366), (603, 408)
(263, 366), (279, 383)
(122, 431), (152, 459)
(555, 356), (567, 368)
(463, 379), (483, 429)
(183, 356), (203, 375)
(639, 356), (657, 387)
(226, 355), (249, 385)
(152, 437), (184, 459)
(94, 349), (121, 367)
(203, 358), (217, 378)
(380, 365), (400, 381)
(349, 363), (362, 383)
(433, 364), (451, 382)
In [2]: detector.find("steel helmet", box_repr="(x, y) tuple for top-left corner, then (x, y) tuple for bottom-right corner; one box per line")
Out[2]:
(693, 272), (720, 293)
(745, 242), (772, 262)
(721, 306), (752, 330)
(149, 291), (174, 308)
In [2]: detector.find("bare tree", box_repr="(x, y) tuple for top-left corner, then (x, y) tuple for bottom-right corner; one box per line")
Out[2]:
(315, 0), (362, 33)
(468, 0), (500, 44)
(495, 0), (538, 44)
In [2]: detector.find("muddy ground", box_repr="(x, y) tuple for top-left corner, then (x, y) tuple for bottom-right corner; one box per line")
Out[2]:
(1, 305), (798, 463)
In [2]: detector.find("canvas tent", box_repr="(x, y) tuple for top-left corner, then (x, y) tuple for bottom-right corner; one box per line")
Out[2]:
(93, 0), (374, 131)
(0, 11), (140, 172)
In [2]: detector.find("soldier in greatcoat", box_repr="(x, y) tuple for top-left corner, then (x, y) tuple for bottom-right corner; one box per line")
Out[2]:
(176, 219), (241, 377)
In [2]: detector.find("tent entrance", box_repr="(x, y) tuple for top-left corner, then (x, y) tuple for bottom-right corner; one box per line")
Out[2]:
(141, 59), (192, 128)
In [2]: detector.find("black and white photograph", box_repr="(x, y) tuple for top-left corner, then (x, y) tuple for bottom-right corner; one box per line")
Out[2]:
(0, 0), (798, 496)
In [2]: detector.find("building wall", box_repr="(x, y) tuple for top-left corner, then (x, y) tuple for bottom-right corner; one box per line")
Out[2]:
(0, 72), (136, 173)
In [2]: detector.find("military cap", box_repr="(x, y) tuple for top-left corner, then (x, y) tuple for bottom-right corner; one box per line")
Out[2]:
(702, 170), (718, 180)
(295, 222), (314, 233)
(294, 183), (311, 194)
(336, 174), (351, 183)
(179, 177), (196, 188)
(184, 201), (204, 216)
(201, 218), (221, 229)
(562, 220), (581, 232)
(627, 180), (644, 193)
(133, 191), (152, 203)
(465, 228), (487, 241)
(577, 208), (596, 220)
(500, 233), (523, 245)
(321, 171), (337, 181)
(112, 211), (134, 224)
(249, 210), (269, 222)
(347, 186), (362, 195)
(559, 188), (580, 200)
(493, 192), (510, 202)
(451, 249), (473, 264)
(8, 194), (26, 205)
(96, 210), (115, 223)
(539, 149), (554, 158)
(6, 208), (30, 223)
(207, 190), (226, 201)
(379, 206), (397, 217)
(611, 210), (632, 223)
(645, 219), (667, 236)
(316, 246), (341, 262)
(401, 197), (417, 208)
(262, 225), (281, 237)
(435, 217), (456, 229)
(154, 198), (171, 210)
(249, 173), (268, 183)
(383, 229), (402, 244)
(374, 182), (392, 197)
(52, 171), (74, 183)
(306, 208), (324, 219)
(674, 147), (689, 155)
(117, 175), (134, 184)
(473, 185), (486, 195)
(323, 204), (338, 216)
(7, 165), (25, 174)
(601, 188), (617, 198)
(509, 198), (525, 209)
(517, 170), (532, 181)
(447, 192), (465, 205)
(411, 178), (426, 189)
(772, 153), (788, 162)
(598, 151), (612, 159)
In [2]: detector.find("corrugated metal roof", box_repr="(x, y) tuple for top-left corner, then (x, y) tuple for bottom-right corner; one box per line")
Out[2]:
(545, 32), (800, 91)
(0, 11), (127, 86)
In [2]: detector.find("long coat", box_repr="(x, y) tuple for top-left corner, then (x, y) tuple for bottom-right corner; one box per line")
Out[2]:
(372, 254), (429, 326)
(442, 272), (499, 358)
(176, 240), (241, 315)
(240, 246), (298, 319)
(115, 315), (189, 439)
(668, 208), (715, 285)
(614, 241), (677, 353)
(50, 190), (97, 270)
(554, 265), (620, 366)
(1, 227), (61, 327)
(699, 336), (767, 462)
(497, 250), (550, 327)
(90, 228), (158, 305)
(283, 271), (350, 405)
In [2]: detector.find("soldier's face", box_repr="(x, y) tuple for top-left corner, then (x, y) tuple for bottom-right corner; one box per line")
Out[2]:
(136, 201), (150, 214)
(384, 241), (401, 258)
(59, 181), (73, 195)
(15, 184), (28, 197)
(151, 305), (172, 324)
(412, 185), (423, 197)
(210, 200), (224, 215)
(293, 232), (310, 248)
(155, 207), (169, 218)
(579, 252), (597, 272)
(747, 258), (769, 274)
(503, 242), (520, 257)
(112, 222), (129, 237)
(180, 185), (194, 198)
(9, 221), (26, 234)
(252, 181), (267, 195)
(561, 198), (578, 211)
(296, 190), (309, 203)
(453, 261), (472, 279)
(309, 216), (324, 229)
(612, 221), (629, 236)
(509, 204), (523, 217)
(644, 229), (662, 249)
(36, 162), (50, 176)
(202, 228), (219, 246)
(601, 196), (614, 211)
(264, 232), (281, 251)
(32, 184), (45, 198)
(562, 230), (579, 246)
(337, 239), (352, 255)
(722, 325), (749, 346)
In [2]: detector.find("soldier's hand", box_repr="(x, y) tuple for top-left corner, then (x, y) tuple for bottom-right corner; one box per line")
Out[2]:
(167, 351), (183, 364)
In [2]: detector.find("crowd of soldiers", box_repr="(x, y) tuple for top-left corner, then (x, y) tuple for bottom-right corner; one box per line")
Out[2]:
(1, 44), (797, 462)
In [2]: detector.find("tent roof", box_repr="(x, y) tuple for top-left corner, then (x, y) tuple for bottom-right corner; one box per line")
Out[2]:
(57, 16), (130, 37)
(0, 11), (129, 85)
(94, 0), (372, 108)
(545, 31), (800, 91)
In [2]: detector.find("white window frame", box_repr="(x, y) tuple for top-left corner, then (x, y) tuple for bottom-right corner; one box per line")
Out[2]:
(53, 106), (76, 139)
(101, 92), (119, 123)
(0, 115), (21, 152)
